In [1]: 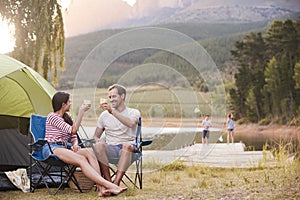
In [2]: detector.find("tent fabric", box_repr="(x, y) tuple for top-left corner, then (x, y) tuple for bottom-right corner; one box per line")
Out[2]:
(0, 54), (56, 118)
(0, 54), (59, 190)
(0, 54), (56, 171)
(0, 54), (25, 78)
(0, 78), (35, 117)
(0, 129), (31, 168)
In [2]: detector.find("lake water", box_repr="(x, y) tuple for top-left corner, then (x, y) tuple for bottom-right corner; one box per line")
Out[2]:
(80, 126), (275, 151)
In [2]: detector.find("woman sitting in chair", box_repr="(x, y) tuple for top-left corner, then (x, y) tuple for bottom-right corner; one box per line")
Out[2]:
(42, 91), (126, 197)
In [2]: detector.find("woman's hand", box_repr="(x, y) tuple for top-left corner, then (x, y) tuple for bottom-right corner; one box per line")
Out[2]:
(80, 103), (91, 112)
(71, 144), (81, 152)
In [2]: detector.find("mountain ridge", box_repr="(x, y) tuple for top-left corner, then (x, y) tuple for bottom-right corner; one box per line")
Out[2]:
(107, 0), (300, 30)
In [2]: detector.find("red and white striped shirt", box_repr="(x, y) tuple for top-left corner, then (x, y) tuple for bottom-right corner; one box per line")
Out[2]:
(45, 112), (77, 145)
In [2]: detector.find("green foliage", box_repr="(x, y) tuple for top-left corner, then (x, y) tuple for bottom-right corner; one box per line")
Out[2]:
(258, 118), (272, 125)
(0, 0), (65, 86)
(264, 57), (281, 117)
(61, 21), (268, 89)
(246, 88), (259, 122)
(200, 34), (244, 70)
(294, 62), (300, 89)
(236, 117), (249, 125)
(230, 17), (300, 123)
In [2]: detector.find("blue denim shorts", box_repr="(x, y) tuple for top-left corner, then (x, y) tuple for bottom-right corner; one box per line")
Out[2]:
(202, 130), (210, 138)
(42, 143), (67, 159)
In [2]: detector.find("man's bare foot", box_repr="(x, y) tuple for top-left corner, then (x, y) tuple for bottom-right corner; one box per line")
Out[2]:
(98, 186), (111, 197)
(98, 190), (111, 197)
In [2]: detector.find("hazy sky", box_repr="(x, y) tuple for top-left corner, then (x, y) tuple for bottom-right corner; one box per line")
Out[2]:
(62, 0), (300, 37)
(63, 0), (135, 37)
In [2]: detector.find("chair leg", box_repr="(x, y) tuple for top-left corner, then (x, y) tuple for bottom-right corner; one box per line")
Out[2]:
(31, 163), (79, 195)
(46, 165), (81, 195)
(110, 164), (140, 189)
(35, 164), (54, 195)
(139, 157), (142, 189)
(124, 171), (139, 189)
(110, 166), (129, 188)
(134, 158), (142, 189)
(31, 162), (55, 192)
(28, 160), (38, 193)
(31, 162), (53, 193)
(65, 166), (82, 193)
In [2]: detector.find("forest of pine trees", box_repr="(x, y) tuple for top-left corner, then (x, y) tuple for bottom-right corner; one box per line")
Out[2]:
(229, 18), (300, 125)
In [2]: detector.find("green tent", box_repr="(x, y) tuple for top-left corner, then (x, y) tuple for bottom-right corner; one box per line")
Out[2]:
(0, 54), (56, 176)
(0, 54), (56, 118)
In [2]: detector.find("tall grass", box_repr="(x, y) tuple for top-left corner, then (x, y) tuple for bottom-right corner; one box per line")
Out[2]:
(270, 139), (299, 165)
(1, 141), (299, 199)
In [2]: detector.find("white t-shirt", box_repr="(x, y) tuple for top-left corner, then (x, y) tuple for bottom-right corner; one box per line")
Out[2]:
(97, 107), (140, 145)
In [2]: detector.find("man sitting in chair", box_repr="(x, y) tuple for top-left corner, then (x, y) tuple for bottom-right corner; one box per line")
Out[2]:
(93, 84), (140, 186)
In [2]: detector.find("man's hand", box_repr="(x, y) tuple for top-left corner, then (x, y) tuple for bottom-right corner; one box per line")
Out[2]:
(100, 102), (113, 114)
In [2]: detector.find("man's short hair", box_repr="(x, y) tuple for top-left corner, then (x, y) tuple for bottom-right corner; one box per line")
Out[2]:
(108, 84), (126, 99)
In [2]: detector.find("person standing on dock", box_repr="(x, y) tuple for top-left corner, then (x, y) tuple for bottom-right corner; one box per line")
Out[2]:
(201, 114), (212, 144)
(226, 113), (235, 144)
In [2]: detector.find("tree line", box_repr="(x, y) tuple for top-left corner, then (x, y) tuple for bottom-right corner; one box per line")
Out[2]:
(2, 1), (299, 125)
(229, 18), (300, 125)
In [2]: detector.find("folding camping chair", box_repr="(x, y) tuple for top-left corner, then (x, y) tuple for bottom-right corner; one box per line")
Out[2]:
(28, 114), (82, 195)
(107, 117), (152, 189)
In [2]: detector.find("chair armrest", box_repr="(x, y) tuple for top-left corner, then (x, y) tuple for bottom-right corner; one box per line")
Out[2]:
(135, 140), (152, 151)
(141, 140), (152, 146)
(81, 138), (95, 143)
(28, 139), (48, 151)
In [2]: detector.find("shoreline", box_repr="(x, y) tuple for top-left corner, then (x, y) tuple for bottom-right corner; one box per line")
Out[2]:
(82, 117), (300, 140)
(235, 123), (300, 141)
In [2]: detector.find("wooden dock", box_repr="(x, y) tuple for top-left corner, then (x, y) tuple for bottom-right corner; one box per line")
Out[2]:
(143, 143), (276, 168)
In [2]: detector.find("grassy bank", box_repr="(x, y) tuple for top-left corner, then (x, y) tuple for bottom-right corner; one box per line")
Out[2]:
(1, 159), (299, 200)
(68, 86), (218, 119)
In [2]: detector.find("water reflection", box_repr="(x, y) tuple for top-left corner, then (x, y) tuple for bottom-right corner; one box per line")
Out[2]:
(80, 126), (297, 151)
(142, 127), (296, 151)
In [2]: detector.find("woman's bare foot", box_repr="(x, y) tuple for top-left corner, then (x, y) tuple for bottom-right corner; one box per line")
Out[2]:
(106, 186), (127, 195)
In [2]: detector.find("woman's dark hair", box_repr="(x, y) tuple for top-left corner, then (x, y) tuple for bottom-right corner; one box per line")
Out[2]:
(52, 91), (73, 125)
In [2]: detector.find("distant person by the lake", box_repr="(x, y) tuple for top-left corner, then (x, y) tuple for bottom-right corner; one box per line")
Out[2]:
(201, 114), (212, 144)
(226, 113), (235, 144)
